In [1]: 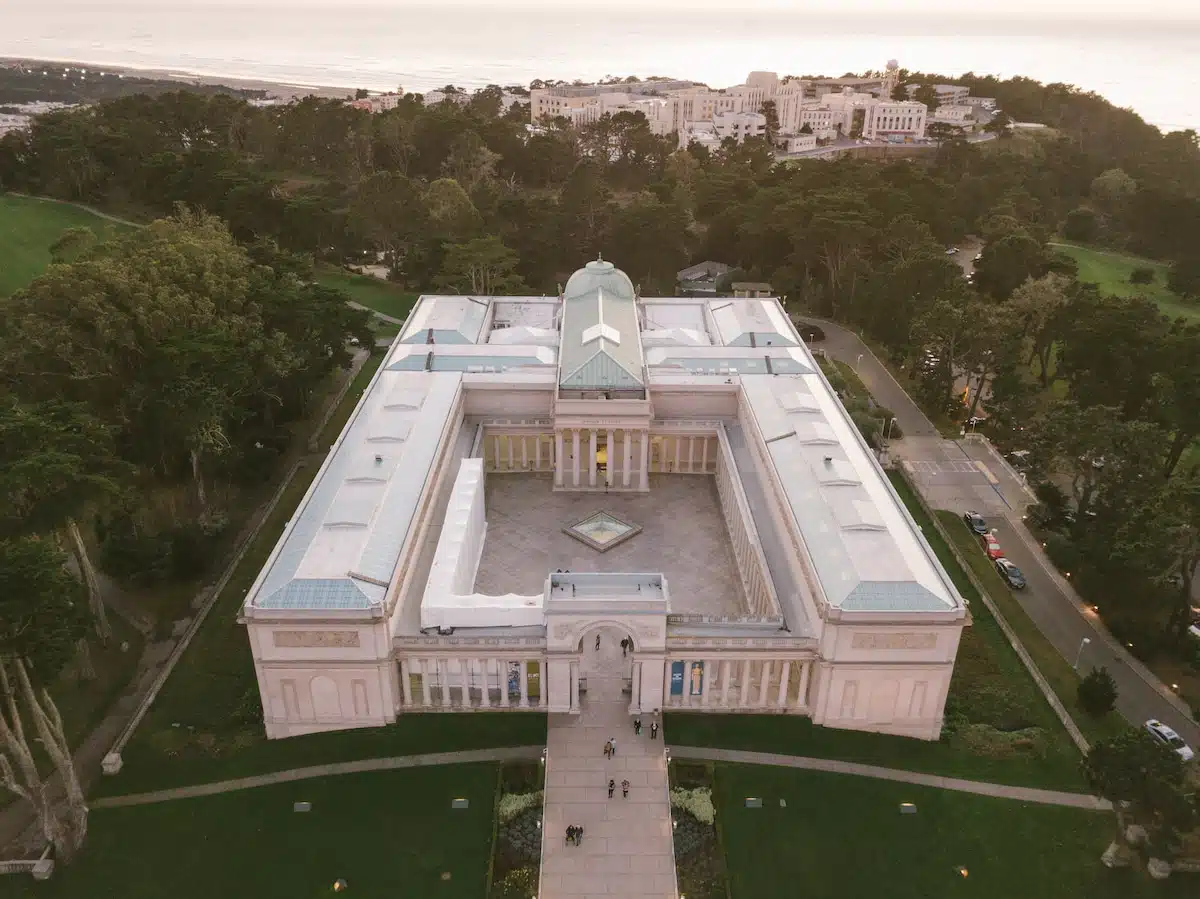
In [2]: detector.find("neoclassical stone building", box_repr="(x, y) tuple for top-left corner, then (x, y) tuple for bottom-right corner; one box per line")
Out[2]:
(241, 259), (968, 741)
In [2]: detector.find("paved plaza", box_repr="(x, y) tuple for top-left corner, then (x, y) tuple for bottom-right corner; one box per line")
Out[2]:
(475, 473), (745, 616)
(540, 629), (678, 899)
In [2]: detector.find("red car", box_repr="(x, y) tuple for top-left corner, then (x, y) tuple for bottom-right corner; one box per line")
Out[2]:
(979, 532), (1004, 560)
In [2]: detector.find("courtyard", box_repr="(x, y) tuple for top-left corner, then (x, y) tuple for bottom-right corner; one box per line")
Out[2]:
(475, 473), (746, 617)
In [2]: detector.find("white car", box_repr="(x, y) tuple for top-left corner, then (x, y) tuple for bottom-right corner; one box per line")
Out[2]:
(1145, 719), (1195, 761)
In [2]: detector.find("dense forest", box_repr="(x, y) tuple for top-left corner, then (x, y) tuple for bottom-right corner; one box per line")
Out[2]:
(1, 68), (1200, 854)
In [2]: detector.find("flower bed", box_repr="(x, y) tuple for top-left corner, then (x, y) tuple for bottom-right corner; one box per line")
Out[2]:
(669, 761), (730, 899)
(488, 760), (545, 899)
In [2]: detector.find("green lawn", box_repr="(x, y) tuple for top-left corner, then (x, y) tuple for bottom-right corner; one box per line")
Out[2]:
(669, 470), (1086, 791)
(1050, 241), (1199, 323)
(0, 194), (133, 295)
(715, 764), (1186, 899)
(316, 266), (420, 321)
(18, 765), (497, 899)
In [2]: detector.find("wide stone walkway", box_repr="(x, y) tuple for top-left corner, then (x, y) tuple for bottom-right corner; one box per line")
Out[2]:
(540, 633), (677, 899)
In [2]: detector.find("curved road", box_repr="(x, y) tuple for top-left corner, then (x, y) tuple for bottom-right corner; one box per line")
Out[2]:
(803, 316), (1200, 749)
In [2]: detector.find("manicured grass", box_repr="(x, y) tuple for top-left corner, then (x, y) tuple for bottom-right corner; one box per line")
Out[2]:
(715, 763), (1186, 899)
(316, 265), (420, 321)
(20, 765), (497, 899)
(1050, 241), (1199, 323)
(936, 510), (1127, 745)
(0, 193), (133, 295)
(675, 472), (1085, 792)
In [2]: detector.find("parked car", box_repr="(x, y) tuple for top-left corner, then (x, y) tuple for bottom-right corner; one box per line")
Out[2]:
(1144, 719), (1195, 762)
(974, 252), (983, 262)
(994, 558), (1026, 589)
(979, 532), (1004, 560)
(945, 247), (959, 255)
(962, 510), (988, 534)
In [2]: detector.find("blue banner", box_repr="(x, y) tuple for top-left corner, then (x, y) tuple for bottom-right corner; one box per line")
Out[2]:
(670, 661), (684, 696)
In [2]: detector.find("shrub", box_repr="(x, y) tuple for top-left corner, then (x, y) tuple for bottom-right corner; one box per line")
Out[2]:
(670, 786), (715, 824)
(671, 810), (712, 857)
(1078, 666), (1118, 716)
(1129, 267), (1155, 285)
(500, 761), (542, 794)
(490, 866), (537, 899)
(498, 790), (543, 823)
(1062, 207), (1099, 242)
(498, 807), (542, 866)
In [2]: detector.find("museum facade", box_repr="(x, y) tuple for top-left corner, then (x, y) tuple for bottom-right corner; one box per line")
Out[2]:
(240, 259), (968, 741)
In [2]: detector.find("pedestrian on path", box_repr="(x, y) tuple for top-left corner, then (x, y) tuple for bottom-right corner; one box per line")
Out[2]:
(565, 826), (574, 845)
(604, 739), (612, 758)
(608, 779), (615, 799)
(596, 634), (601, 651)
(634, 718), (642, 735)
(621, 779), (630, 798)
(650, 721), (659, 739)
(609, 736), (617, 757)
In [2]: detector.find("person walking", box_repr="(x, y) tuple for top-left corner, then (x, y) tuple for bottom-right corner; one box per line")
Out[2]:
(603, 739), (612, 758)
(608, 779), (616, 799)
(633, 717), (642, 735)
(608, 736), (617, 757)
(621, 779), (630, 798)
(650, 720), (659, 740)
(595, 634), (601, 651)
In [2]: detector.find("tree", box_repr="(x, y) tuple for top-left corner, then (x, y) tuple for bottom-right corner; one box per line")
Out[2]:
(1090, 168), (1137, 214)
(971, 229), (1050, 300)
(347, 171), (427, 272)
(0, 398), (129, 640)
(1007, 273), (1072, 386)
(1130, 266), (1155, 285)
(435, 236), (527, 295)
(925, 121), (958, 148)
(960, 304), (1023, 423)
(983, 110), (1012, 136)
(912, 84), (940, 112)
(1083, 728), (1196, 863)
(759, 100), (780, 146)
(0, 536), (90, 862)
(1153, 325), (1200, 478)
(1077, 666), (1117, 716)
(1167, 256), (1200, 298)
(1062, 207), (1099, 243)
(441, 130), (499, 193)
(48, 226), (96, 263)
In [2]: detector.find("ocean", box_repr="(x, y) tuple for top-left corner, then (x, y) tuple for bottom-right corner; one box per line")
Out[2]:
(2, 2), (1199, 132)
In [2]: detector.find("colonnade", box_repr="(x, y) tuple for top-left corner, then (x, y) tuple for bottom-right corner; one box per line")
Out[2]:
(714, 439), (778, 617)
(397, 657), (548, 709)
(647, 434), (717, 475)
(553, 427), (649, 490)
(661, 658), (812, 712)
(485, 433), (556, 474)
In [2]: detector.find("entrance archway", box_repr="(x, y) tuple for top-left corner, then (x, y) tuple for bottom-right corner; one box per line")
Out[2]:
(576, 624), (636, 710)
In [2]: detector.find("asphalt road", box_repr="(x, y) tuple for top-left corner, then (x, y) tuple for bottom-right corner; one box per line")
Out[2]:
(804, 316), (1200, 749)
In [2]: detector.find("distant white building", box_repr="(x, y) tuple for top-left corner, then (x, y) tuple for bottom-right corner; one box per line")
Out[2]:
(931, 104), (976, 130)
(779, 133), (818, 154)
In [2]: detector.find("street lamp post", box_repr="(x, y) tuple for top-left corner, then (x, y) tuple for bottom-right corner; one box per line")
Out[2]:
(856, 353), (863, 372)
(1073, 637), (1091, 671)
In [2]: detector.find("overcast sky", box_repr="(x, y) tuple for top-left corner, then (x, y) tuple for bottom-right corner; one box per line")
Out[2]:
(17, 0), (1196, 15)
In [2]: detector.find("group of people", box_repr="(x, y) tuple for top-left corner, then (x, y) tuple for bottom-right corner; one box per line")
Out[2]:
(607, 778), (630, 798)
(564, 825), (584, 845)
(631, 717), (658, 739)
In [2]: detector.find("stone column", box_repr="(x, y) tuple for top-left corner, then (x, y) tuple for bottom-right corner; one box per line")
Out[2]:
(498, 659), (509, 707)
(680, 661), (692, 708)
(506, 436), (514, 470)
(554, 431), (564, 486)
(776, 660), (791, 708)
(663, 661), (673, 707)
(569, 661), (580, 712)
(639, 432), (650, 490)
(720, 660), (732, 706)
(738, 660), (752, 708)
(492, 435), (501, 470)
(399, 659), (413, 707)
(673, 437), (682, 471)
(572, 429), (581, 487)
(439, 659), (451, 708)
(701, 660), (714, 706)
(479, 658), (491, 708)
(797, 661), (811, 708)
(520, 659), (530, 708)
(630, 661), (642, 711)
(606, 429), (615, 487)
(521, 436), (529, 470)
(535, 436), (542, 471)
(421, 659), (433, 707)
(757, 661), (772, 707)
(688, 437), (696, 472)
(538, 661), (548, 708)
(461, 658), (473, 707)
(623, 431), (632, 487)
(588, 429), (598, 487)
(701, 436), (709, 472)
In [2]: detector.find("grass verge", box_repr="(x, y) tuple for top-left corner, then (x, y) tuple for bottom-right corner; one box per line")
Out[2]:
(0, 193), (133, 295)
(19, 765), (497, 899)
(316, 265), (420, 320)
(714, 763), (1185, 899)
(935, 510), (1127, 745)
(1050, 241), (1198, 323)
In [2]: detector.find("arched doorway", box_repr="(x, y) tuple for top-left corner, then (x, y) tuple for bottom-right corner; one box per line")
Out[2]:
(575, 623), (636, 711)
